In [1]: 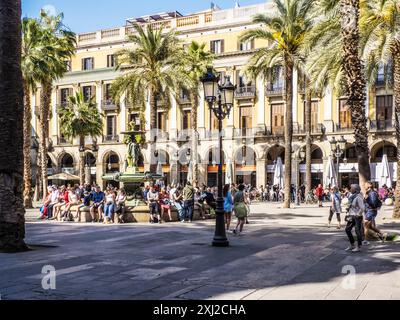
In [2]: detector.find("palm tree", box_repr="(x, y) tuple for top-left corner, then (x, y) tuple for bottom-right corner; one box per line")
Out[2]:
(360, 0), (400, 218)
(306, 0), (371, 191)
(58, 92), (103, 184)
(111, 23), (187, 168)
(21, 17), (48, 208)
(340, 0), (371, 188)
(240, 0), (314, 208)
(181, 41), (214, 186)
(0, 0), (28, 252)
(36, 11), (75, 199)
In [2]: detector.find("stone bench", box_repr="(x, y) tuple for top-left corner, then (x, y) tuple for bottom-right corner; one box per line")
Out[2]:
(56, 203), (208, 224)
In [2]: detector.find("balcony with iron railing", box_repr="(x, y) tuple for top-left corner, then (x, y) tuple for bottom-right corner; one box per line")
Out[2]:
(177, 95), (191, 105)
(265, 83), (285, 97)
(335, 123), (353, 133)
(58, 136), (72, 146)
(103, 135), (120, 143)
(235, 86), (256, 99)
(101, 99), (119, 111)
(370, 119), (394, 131)
(270, 126), (285, 136)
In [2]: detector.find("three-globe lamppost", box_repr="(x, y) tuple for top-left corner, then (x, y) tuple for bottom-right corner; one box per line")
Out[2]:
(200, 67), (236, 247)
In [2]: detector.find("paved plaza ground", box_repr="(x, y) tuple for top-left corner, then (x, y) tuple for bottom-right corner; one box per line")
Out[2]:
(0, 203), (400, 300)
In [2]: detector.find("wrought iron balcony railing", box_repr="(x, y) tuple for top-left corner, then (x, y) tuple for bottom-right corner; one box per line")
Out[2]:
(101, 100), (119, 111)
(370, 119), (394, 131)
(103, 135), (120, 142)
(265, 84), (285, 97)
(235, 86), (256, 99)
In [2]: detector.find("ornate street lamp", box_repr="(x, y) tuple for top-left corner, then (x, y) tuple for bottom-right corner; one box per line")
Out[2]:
(201, 67), (236, 247)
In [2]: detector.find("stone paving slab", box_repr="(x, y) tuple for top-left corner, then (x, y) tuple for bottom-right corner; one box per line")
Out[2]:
(1, 203), (399, 300)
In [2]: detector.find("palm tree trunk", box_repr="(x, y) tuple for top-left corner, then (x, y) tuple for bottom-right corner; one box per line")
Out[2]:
(305, 82), (312, 195)
(149, 87), (157, 172)
(393, 51), (400, 219)
(0, 0), (28, 252)
(79, 135), (85, 185)
(39, 80), (51, 199)
(23, 81), (33, 208)
(190, 90), (199, 187)
(34, 151), (42, 201)
(340, 0), (371, 191)
(283, 59), (294, 209)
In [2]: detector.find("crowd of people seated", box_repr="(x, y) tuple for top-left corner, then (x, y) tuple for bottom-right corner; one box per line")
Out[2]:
(38, 181), (253, 225)
(39, 183), (127, 224)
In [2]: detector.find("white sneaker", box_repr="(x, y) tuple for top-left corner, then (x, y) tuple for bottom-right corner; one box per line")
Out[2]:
(352, 246), (361, 253)
(362, 240), (370, 246)
(345, 246), (355, 251)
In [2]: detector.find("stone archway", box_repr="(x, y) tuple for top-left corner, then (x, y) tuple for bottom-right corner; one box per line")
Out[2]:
(234, 146), (257, 186)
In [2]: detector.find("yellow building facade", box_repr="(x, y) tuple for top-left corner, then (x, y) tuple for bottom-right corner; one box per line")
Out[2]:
(31, 2), (397, 189)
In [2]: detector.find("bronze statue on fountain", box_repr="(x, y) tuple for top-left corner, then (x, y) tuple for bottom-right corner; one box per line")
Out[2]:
(102, 120), (163, 203)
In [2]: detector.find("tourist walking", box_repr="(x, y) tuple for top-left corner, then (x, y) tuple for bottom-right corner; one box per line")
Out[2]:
(363, 181), (386, 244)
(328, 187), (342, 229)
(182, 181), (195, 223)
(344, 184), (365, 253)
(223, 184), (233, 231)
(233, 184), (249, 236)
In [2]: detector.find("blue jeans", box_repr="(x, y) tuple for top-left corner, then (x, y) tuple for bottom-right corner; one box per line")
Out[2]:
(104, 203), (115, 220)
(173, 201), (184, 221)
(183, 200), (194, 222)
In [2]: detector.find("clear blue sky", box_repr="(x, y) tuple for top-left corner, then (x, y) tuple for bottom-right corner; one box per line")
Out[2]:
(22, 0), (266, 33)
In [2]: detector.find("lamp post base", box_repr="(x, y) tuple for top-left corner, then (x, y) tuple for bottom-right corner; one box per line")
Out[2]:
(212, 198), (229, 247)
(212, 238), (230, 247)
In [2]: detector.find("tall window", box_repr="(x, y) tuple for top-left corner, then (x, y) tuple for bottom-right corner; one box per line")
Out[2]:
(210, 40), (224, 54)
(104, 84), (112, 101)
(182, 110), (191, 130)
(106, 115), (116, 137)
(239, 40), (253, 51)
(338, 99), (351, 129)
(271, 104), (284, 134)
(60, 88), (71, 106)
(240, 107), (253, 130)
(376, 95), (393, 121)
(107, 54), (116, 68)
(82, 86), (95, 102)
(310, 101), (319, 132)
(157, 112), (166, 131)
(267, 66), (284, 91)
(64, 60), (71, 72)
(237, 72), (252, 88)
(82, 57), (94, 70)
(210, 110), (218, 130)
